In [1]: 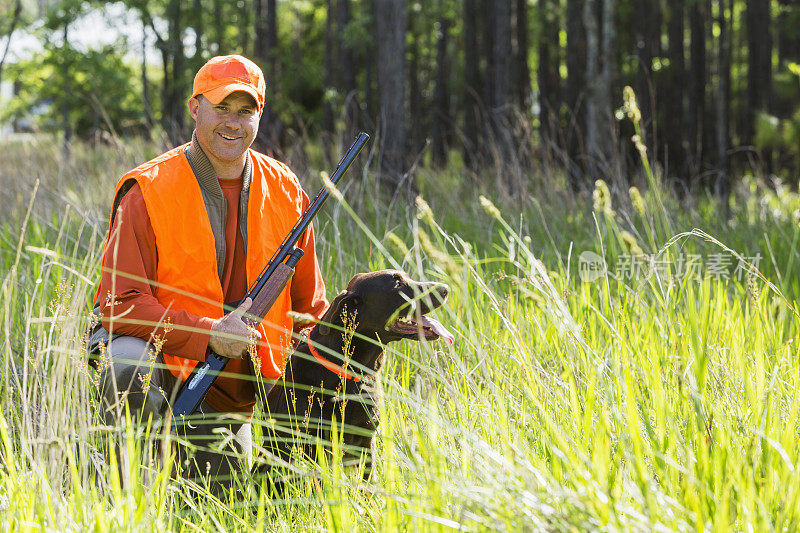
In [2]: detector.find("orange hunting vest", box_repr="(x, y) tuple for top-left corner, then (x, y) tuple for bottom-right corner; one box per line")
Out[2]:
(98, 144), (303, 381)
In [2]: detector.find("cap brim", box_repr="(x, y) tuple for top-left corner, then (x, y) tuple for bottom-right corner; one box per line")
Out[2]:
(201, 83), (263, 109)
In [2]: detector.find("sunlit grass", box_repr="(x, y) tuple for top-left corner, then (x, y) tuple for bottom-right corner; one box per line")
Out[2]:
(2, 132), (800, 530)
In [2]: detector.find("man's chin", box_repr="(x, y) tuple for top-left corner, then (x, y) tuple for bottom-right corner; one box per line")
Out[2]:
(204, 141), (251, 165)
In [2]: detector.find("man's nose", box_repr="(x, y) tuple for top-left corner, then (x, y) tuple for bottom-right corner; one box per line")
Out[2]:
(223, 114), (242, 129)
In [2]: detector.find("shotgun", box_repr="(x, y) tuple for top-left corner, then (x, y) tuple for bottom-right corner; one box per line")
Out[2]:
(171, 132), (370, 428)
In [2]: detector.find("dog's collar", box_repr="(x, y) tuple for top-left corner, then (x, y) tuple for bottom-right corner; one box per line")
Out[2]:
(307, 341), (362, 383)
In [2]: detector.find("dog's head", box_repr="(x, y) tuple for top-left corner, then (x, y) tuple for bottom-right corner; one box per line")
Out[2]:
(317, 269), (454, 343)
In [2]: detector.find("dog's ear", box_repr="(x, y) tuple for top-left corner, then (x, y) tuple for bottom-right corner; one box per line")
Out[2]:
(318, 290), (360, 335)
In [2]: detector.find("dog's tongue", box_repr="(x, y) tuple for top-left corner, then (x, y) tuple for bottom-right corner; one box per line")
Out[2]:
(421, 316), (455, 345)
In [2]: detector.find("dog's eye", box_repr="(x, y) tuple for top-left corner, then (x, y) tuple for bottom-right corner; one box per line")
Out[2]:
(393, 275), (405, 289)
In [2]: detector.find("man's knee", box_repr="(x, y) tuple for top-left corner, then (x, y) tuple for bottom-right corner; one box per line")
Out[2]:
(95, 333), (172, 424)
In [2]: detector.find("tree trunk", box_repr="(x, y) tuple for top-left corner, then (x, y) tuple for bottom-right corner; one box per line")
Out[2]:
(193, 0), (204, 62)
(336, 0), (357, 132)
(489, 0), (512, 157)
(142, 21), (153, 131)
(240, 0), (251, 54)
(214, 0), (224, 52)
(161, 0), (186, 146)
(634, 0), (655, 158)
(0, 0), (23, 86)
(323, 0), (334, 133)
(538, 0), (561, 150)
(715, 0), (731, 203)
(267, 0), (277, 72)
(364, 0), (377, 131)
(62, 21), (71, 159)
(513, 0), (531, 110)
(566, 0), (587, 187)
(254, 0), (282, 155)
(599, 0), (617, 171)
(665, 0), (685, 182)
(777, 0), (800, 67)
(463, 0), (482, 166)
(408, 7), (422, 155)
(322, 0), (335, 162)
(374, 0), (409, 194)
(432, 3), (450, 167)
(481, 0), (495, 118)
(686, 0), (706, 181)
(583, 0), (599, 176)
(745, 0), (773, 143)
(584, 0), (616, 180)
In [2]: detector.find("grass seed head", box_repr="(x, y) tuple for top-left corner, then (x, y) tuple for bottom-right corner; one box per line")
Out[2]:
(479, 195), (502, 220)
(623, 85), (642, 124)
(593, 179), (614, 216)
(415, 196), (435, 226)
(620, 230), (644, 256)
(384, 231), (410, 258)
(629, 186), (646, 216)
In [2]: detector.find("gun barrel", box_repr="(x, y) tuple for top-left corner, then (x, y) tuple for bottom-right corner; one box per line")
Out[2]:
(246, 132), (369, 298)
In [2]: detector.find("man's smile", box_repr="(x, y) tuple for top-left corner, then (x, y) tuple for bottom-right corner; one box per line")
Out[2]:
(217, 132), (241, 141)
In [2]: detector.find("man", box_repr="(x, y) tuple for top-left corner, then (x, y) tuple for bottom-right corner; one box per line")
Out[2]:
(89, 55), (328, 485)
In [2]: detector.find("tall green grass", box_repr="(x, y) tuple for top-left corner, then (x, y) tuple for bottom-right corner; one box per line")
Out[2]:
(2, 129), (800, 531)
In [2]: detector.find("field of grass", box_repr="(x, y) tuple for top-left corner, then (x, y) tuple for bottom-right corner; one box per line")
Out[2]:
(2, 132), (800, 531)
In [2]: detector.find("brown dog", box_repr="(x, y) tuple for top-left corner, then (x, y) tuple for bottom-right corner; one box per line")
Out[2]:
(260, 269), (453, 490)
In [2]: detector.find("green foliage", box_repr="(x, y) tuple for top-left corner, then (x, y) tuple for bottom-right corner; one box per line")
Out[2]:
(754, 111), (783, 150)
(7, 43), (143, 137)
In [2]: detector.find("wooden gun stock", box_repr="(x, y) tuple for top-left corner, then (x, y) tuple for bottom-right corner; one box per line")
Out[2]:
(246, 262), (296, 323)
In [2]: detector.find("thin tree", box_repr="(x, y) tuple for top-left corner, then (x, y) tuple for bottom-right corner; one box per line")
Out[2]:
(336, 0), (357, 133)
(254, 0), (281, 155)
(462, 0), (482, 167)
(583, 0), (617, 180)
(0, 0), (23, 86)
(634, 0), (655, 158)
(322, 0), (335, 161)
(715, 0), (731, 203)
(431, 0), (451, 168)
(141, 21), (153, 132)
(664, 0), (685, 182)
(408, 5), (422, 156)
(745, 0), (772, 144)
(538, 0), (561, 152)
(513, 0), (531, 111)
(489, 0), (512, 160)
(777, 0), (800, 68)
(374, 0), (409, 194)
(687, 0), (706, 181)
(565, 0), (587, 187)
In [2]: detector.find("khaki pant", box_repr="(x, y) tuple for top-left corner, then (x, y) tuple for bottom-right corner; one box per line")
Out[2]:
(88, 326), (252, 490)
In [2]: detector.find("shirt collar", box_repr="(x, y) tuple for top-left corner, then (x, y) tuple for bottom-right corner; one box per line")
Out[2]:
(184, 130), (252, 196)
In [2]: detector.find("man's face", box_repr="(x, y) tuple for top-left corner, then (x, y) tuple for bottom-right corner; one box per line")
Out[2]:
(189, 92), (260, 166)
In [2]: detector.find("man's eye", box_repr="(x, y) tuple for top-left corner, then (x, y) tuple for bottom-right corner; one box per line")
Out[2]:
(216, 106), (228, 112)
(239, 109), (254, 116)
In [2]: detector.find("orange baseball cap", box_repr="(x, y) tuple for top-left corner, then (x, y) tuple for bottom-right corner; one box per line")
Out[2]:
(191, 55), (266, 110)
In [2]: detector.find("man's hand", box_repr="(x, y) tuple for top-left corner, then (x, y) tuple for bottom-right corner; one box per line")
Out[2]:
(208, 297), (262, 359)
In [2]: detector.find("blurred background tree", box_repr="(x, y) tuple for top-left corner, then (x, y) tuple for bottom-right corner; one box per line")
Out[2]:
(2, 0), (800, 200)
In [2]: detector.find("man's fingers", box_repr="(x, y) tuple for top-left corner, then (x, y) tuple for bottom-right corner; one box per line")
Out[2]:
(232, 297), (253, 318)
(247, 325), (263, 341)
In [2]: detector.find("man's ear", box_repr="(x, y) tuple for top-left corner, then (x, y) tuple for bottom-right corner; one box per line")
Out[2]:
(318, 290), (359, 336)
(188, 96), (200, 120)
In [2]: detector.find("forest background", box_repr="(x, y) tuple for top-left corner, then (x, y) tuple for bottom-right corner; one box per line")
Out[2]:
(2, 0), (797, 197)
(4, 0), (800, 531)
